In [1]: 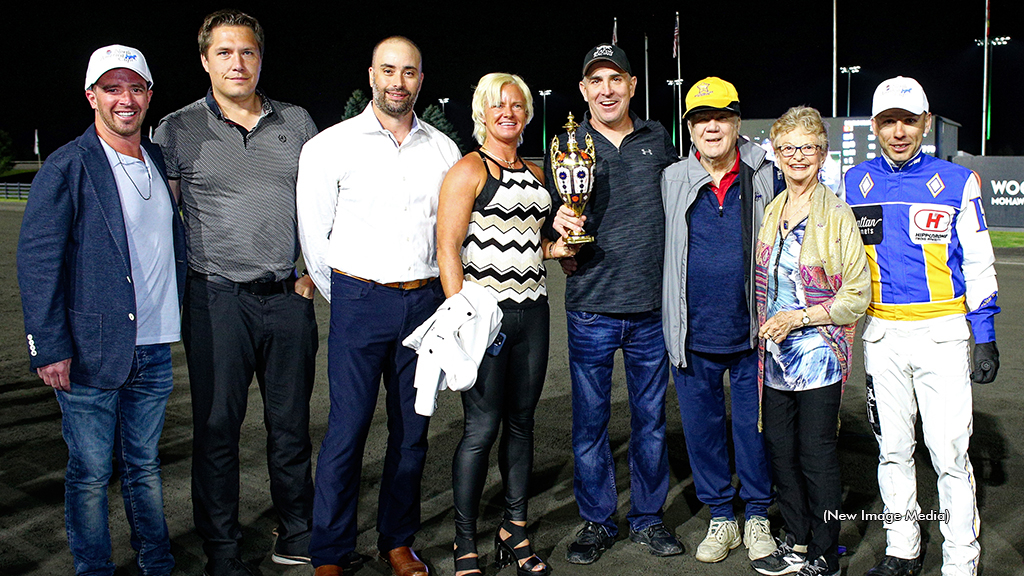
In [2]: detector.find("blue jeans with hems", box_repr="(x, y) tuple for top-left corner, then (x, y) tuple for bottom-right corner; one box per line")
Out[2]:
(55, 344), (175, 576)
(566, 309), (670, 536)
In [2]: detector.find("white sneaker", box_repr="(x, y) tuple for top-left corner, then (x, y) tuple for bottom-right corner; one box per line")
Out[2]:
(744, 515), (777, 560)
(695, 517), (741, 563)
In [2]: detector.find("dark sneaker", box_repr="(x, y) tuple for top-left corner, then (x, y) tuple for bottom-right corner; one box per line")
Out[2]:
(751, 538), (807, 575)
(629, 523), (683, 557)
(798, 555), (839, 576)
(866, 555), (923, 576)
(203, 558), (262, 576)
(272, 532), (311, 565)
(566, 521), (615, 564)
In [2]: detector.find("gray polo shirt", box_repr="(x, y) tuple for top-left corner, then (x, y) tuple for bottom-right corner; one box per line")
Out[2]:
(153, 91), (318, 283)
(543, 112), (677, 314)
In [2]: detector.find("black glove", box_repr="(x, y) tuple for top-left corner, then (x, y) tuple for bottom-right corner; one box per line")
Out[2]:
(971, 341), (999, 384)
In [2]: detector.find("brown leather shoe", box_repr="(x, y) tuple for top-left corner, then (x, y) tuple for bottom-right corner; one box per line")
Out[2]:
(313, 566), (344, 576)
(380, 546), (429, 576)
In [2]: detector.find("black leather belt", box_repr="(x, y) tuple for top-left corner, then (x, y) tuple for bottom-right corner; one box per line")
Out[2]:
(189, 271), (295, 296)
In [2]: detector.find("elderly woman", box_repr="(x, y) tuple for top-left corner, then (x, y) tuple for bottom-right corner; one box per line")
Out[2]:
(437, 73), (575, 576)
(750, 106), (869, 576)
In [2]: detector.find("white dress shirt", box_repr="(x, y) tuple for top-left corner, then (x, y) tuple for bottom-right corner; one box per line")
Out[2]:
(296, 104), (462, 301)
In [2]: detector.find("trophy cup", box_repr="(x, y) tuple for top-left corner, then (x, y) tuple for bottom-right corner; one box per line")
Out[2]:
(550, 113), (596, 244)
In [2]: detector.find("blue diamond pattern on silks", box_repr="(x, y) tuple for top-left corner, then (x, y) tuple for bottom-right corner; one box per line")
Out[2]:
(927, 173), (945, 197)
(859, 173), (874, 197)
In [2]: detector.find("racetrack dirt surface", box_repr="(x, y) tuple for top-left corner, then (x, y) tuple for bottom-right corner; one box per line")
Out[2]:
(2, 203), (1022, 575)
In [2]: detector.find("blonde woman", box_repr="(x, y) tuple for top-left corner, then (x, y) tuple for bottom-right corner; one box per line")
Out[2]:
(437, 73), (575, 576)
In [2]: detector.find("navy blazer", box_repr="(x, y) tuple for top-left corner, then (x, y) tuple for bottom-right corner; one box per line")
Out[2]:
(17, 125), (187, 389)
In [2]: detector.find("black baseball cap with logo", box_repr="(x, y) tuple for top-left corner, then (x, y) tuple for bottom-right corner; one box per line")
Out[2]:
(581, 43), (632, 77)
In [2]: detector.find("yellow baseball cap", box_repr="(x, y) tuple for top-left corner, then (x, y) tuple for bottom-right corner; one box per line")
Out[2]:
(684, 77), (740, 119)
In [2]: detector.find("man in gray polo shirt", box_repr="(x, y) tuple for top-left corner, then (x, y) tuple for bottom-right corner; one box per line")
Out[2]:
(153, 9), (318, 576)
(545, 43), (681, 565)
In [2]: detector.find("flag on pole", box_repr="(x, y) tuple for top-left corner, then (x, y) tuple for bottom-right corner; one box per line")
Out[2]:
(673, 12), (679, 59)
(34, 129), (39, 155)
(612, 17), (618, 45)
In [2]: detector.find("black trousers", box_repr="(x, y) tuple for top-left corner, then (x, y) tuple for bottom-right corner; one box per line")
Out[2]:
(761, 380), (842, 568)
(452, 302), (550, 541)
(183, 275), (318, 559)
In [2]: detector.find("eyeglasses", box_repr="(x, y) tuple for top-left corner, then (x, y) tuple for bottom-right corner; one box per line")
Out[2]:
(775, 144), (821, 157)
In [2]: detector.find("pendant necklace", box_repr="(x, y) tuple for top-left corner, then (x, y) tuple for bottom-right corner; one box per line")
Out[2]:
(782, 195), (808, 231)
(115, 150), (152, 200)
(481, 146), (517, 169)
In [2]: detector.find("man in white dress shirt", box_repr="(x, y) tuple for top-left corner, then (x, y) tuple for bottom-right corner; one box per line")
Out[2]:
(295, 36), (461, 576)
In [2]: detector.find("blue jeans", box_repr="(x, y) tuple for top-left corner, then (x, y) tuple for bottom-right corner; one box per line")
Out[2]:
(672, 349), (772, 519)
(55, 344), (175, 576)
(566, 309), (670, 535)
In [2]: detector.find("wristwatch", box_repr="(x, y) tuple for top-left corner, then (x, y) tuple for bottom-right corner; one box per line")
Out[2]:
(801, 309), (811, 326)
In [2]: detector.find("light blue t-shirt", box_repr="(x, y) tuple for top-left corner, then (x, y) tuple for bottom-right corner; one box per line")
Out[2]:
(99, 139), (180, 345)
(764, 221), (841, 391)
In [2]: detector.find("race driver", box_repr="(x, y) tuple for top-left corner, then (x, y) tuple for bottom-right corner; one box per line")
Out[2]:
(840, 76), (999, 576)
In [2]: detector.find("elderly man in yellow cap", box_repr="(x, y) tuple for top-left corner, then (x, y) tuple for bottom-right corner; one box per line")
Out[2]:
(661, 77), (782, 564)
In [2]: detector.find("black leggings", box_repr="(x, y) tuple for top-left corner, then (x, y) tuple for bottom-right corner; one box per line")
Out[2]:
(452, 302), (550, 540)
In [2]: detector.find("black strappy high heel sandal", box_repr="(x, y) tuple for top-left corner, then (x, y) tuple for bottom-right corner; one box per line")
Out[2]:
(493, 518), (550, 575)
(454, 534), (482, 576)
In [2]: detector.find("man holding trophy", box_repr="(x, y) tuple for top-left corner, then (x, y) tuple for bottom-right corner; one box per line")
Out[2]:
(545, 43), (679, 565)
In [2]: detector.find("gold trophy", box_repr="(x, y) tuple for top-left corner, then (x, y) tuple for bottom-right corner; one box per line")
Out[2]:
(550, 113), (596, 244)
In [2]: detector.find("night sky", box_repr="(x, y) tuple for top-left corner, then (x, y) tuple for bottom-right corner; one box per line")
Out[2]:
(4, 1), (1022, 161)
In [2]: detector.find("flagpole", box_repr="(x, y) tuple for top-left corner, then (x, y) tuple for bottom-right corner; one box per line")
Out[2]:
(982, 0), (990, 155)
(675, 12), (683, 157)
(677, 62), (683, 157)
(832, 0), (837, 117)
(644, 34), (650, 120)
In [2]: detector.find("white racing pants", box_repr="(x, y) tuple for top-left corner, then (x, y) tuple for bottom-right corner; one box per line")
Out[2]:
(862, 314), (979, 576)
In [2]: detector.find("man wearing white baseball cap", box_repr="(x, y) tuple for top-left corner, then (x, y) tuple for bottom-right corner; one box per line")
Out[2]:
(83, 44), (154, 90)
(841, 76), (999, 576)
(18, 43), (184, 576)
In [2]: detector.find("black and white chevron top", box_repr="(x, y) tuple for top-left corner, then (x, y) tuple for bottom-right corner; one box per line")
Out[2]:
(462, 151), (552, 307)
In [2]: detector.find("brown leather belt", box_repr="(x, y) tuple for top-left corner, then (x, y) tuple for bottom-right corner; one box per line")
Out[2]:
(333, 269), (436, 290)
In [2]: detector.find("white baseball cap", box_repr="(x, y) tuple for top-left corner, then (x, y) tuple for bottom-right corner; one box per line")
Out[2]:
(872, 76), (929, 117)
(84, 44), (153, 90)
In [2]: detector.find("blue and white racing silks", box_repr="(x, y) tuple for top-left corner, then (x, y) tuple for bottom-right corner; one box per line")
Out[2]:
(839, 151), (999, 343)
